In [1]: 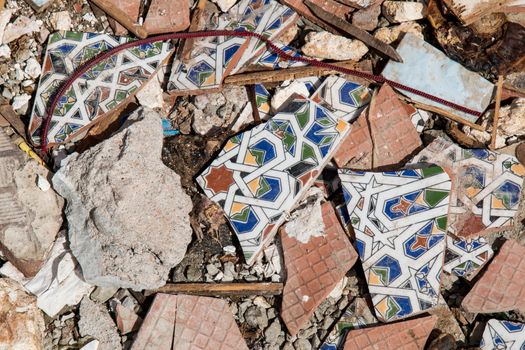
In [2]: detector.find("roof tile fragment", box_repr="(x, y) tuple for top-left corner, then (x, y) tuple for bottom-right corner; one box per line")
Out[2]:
(343, 315), (437, 349)
(281, 202), (358, 336)
(462, 240), (525, 313)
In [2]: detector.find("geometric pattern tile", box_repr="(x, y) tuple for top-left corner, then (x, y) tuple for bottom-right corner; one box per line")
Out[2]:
(281, 202), (358, 336)
(254, 84), (272, 121)
(251, 41), (307, 70)
(480, 319), (525, 350)
(412, 137), (525, 238)
(339, 167), (451, 322)
(167, 0), (297, 94)
(197, 97), (350, 263)
(28, 31), (172, 147)
(443, 235), (493, 281)
(173, 295), (248, 350)
(343, 315), (437, 350)
(462, 240), (525, 314)
(411, 108), (430, 133)
(311, 75), (372, 123)
(320, 298), (378, 350)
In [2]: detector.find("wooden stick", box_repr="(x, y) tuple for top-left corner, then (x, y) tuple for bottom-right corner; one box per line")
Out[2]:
(400, 98), (486, 132)
(0, 105), (27, 140)
(150, 282), (283, 297)
(490, 75), (504, 150)
(90, 0), (149, 39)
(224, 60), (366, 86)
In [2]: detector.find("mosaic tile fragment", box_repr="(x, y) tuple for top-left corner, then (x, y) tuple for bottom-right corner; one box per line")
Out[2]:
(462, 239), (525, 313)
(339, 166), (451, 322)
(311, 75), (372, 122)
(343, 315), (437, 349)
(480, 319), (525, 350)
(281, 202), (358, 336)
(320, 297), (377, 350)
(167, 0), (298, 94)
(412, 137), (525, 238)
(382, 33), (494, 123)
(197, 97), (350, 263)
(28, 31), (172, 147)
(443, 235), (493, 281)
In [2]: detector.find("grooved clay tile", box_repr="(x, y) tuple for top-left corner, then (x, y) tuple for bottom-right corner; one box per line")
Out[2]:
(132, 294), (248, 350)
(281, 202), (358, 336)
(343, 315), (437, 350)
(333, 83), (422, 169)
(462, 240), (525, 313)
(173, 295), (248, 350)
(143, 0), (190, 34)
(131, 294), (177, 350)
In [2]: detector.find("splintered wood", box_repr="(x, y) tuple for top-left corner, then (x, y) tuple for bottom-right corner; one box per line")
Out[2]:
(442, 0), (513, 25)
(224, 60), (370, 86)
(151, 282), (284, 296)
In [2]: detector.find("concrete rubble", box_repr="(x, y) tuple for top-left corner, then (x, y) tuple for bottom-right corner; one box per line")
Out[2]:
(0, 0), (525, 349)
(52, 108), (193, 290)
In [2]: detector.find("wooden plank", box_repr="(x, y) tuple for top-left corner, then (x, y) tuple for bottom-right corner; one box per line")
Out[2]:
(490, 75), (504, 150)
(151, 282), (284, 296)
(400, 98), (487, 132)
(224, 60), (368, 86)
(0, 105), (27, 141)
(442, 0), (512, 25)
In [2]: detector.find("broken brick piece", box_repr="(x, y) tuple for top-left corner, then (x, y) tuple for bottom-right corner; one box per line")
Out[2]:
(103, 0), (140, 35)
(333, 108), (372, 168)
(281, 202), (358, 336)
(343, 315), (437, 349)
(282, 0), (355, 22)
(173, 295), (248, 350)
(333, 83), (422, 169)
(368, 84), (423, 169)
(462, 240), (525, 313)
(143, 0), (190, 34)
(130, 294), (177, 350)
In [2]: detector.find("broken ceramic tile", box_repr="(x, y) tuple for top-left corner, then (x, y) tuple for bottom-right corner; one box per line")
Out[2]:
(197, 97), (350, 263)
(143, 0), (190, 34)
(102, 0), (140, 35)
(167, 0), (297, 94)
(443, 235), (493, 281)
(251, 42), (307, 70)
(320, 297), (377, 350)
(480, 319), (525, 350)
(381, 33), (494, 124)
(173, 295), (248, 349)
(28, 31), (172, 148)
(462, 240), (525, 313)
(280, 201), (358, 336)
(310, 75), (372, 123)
(343, 315), (437, 349)
(339, 166), (451, 322)
(281, 0), (354, 25)
(332, 83), (422, 169)
(0, 232), (94, 318)
(130, 294), (176, 350)
(411, 137), (525, 238)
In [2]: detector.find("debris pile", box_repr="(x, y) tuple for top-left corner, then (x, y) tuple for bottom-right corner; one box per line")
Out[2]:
(0, 0), (524, 349)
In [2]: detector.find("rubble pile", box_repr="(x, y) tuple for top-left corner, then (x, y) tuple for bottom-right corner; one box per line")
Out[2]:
(0, 0), (524, 349)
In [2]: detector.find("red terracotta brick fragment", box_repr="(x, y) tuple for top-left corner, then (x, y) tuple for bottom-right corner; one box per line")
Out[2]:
(143, 0), (191, 34)
(344, 315), (437, 350)
(462, 240), (525, 313)
(281, 0), (354, 23)
(104, 0), (141, 35)
(281, 202), (358, 336)
(131, 294), (248, 350)
(334, 84), (422, 170)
